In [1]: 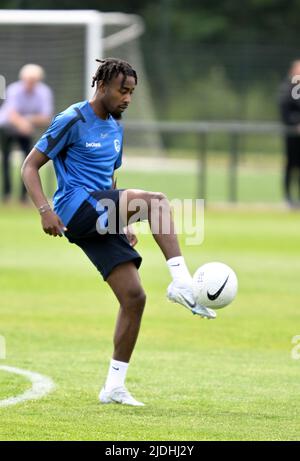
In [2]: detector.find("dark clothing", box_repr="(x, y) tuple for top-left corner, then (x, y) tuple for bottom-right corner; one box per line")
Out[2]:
(0, 128), (31, 201)
(64, 189), (142, 281)
(0, 79), (53, 202)
(278, 78), (300, 201)
(279, 78), (300, 127)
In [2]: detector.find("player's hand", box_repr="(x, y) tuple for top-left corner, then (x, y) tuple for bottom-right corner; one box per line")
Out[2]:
(124, 225), (138, 247)
(41, 210), (67, 237)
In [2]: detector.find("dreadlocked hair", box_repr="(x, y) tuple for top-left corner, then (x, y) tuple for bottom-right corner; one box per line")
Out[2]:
(91, 58), (137, 88)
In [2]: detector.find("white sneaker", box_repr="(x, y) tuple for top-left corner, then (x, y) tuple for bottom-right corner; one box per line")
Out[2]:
(167, 280), (217, 319)
(99, 386), (145, 406)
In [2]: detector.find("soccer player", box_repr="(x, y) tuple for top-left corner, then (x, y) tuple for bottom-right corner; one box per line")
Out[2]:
(21, 58), (216, 407)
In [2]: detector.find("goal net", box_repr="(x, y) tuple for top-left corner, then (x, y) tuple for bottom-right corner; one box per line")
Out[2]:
(0, 10), (162, 157)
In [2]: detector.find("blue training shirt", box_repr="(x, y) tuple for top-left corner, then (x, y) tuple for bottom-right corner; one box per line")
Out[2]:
(35, 101), (123, 225)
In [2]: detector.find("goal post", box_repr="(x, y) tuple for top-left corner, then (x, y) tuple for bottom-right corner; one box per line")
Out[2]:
(0, 9), (163, 155)
(0, 9), (145, 100)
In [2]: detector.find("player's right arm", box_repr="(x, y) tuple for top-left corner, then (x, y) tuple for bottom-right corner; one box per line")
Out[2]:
(21, 148), (67, 237)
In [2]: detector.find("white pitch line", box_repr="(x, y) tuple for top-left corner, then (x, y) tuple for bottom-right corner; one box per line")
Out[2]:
(0, 365), (55, 408)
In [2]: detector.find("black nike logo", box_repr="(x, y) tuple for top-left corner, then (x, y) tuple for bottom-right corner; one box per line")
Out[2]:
(170, 264), (180, 266)
(112, 367), (119, 371)
(207, 275), (229, 300)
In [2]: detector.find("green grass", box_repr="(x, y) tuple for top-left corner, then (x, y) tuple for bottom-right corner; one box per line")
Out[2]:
(0, 180), (300, 440)
(0, 372), (29, 402)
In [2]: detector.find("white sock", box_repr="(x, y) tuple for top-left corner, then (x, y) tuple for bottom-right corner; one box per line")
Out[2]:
(105, 359), (129, 391)
(167, 256), (192, 283)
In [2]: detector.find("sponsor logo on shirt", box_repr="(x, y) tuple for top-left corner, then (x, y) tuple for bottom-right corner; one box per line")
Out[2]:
(86, 142), (101, 148)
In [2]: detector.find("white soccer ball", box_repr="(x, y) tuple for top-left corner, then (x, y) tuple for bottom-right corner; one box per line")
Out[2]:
(192, 262), (238, 309)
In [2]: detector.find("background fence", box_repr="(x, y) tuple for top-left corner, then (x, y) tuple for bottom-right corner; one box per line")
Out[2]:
(0, 10), (297, 205)
(16, 119), (284, 205)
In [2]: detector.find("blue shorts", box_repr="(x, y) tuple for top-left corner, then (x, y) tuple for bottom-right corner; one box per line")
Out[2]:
(64, 189), (142, 280)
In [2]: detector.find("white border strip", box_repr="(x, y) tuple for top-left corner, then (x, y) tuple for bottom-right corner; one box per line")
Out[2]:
(0, 366), (55, 408)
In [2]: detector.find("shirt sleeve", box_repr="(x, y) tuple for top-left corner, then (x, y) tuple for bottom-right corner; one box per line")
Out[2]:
(34, 110), (80, 160)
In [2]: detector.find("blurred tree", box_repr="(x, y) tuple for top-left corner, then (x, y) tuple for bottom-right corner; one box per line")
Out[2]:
(1, 0), (300, 123)
(1, 0), (300, 45)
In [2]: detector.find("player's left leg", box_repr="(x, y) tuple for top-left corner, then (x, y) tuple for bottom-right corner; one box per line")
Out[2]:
(119, 189), (180, 260)
(118, 189), (216, 319)
(99, 261), (146, 406)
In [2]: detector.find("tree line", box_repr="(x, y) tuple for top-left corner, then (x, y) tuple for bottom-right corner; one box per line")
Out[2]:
(0, 0), (299, 46)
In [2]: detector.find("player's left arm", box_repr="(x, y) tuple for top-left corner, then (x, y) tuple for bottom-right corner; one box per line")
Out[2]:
(112, 169), (138, 247)
(113, 135), (137, 246)
(111, 173), (117, 190)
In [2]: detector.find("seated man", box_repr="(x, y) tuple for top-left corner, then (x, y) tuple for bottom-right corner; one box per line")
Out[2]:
(0, 63), (53, 202)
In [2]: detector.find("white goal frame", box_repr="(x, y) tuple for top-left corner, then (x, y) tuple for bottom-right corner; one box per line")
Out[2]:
(0, 9), (144, 99)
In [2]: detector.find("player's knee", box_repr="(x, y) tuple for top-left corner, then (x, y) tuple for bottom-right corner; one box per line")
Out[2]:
(124, 189), (169, 211)
(152, 191), (168, 202)
(123, 287), (146, 312)
(148, 192), (169, 213)
(131, 288), (146, 311)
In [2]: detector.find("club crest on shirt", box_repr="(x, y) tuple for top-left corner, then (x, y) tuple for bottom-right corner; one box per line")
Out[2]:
(114, 139), (121, 153)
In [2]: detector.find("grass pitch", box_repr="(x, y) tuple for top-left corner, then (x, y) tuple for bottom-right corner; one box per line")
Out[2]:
(0, 175), (299, 440)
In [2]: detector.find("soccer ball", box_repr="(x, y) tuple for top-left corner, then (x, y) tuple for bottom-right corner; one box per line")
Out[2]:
(192, 262), (238, 309)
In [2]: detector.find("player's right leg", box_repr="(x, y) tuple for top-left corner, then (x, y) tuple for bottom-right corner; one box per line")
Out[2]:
(63, 192), (145, 405)
(118, 189), (216, 319)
